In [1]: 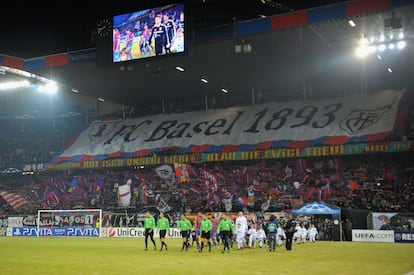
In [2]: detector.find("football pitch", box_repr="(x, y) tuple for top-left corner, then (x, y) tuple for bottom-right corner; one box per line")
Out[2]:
(0, 237), (413, 275)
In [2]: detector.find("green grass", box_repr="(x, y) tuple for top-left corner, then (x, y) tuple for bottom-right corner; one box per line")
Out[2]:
(0, 238), (413, 275)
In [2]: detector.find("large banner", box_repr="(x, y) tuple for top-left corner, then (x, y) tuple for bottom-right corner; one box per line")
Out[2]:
(368, 212), (414, 230)
(369, 212), (398, 230)
(51, 89), (405, 165)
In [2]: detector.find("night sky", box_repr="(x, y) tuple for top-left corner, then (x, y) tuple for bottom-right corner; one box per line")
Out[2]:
(0, 0), (345, 59)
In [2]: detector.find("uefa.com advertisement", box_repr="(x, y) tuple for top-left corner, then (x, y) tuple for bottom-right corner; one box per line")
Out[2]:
(352, 230), (394, 243)
(352, 230), (414, 243)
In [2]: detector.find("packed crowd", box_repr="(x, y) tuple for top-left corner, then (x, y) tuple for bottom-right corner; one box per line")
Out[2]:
(0, 151), (412, 216)
(0, 117), (87, 173)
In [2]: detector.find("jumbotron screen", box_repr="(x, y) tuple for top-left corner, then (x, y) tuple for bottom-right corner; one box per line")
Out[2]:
(113, 2), (186, 63)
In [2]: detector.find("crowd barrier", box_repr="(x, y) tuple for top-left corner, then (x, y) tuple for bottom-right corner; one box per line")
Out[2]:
(1, 227), (413, 243)
(2, 227), (183, 238)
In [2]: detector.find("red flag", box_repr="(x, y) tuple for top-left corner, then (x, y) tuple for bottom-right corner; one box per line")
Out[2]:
(174, 163), (195, 183)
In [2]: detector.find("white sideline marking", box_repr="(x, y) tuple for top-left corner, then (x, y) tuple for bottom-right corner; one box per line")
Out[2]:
(404, 271), (414, 275)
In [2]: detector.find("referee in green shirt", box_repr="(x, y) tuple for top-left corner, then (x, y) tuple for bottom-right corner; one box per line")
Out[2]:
(177, 214), (193, 252)
(217, 213), (235, 253)
(157, 212), (170, 251)
(144, 211), (156, 251)
(199, 214), (213, 253)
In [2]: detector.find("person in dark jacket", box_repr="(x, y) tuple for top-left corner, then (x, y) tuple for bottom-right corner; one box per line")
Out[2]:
(284, 217), (296, 251)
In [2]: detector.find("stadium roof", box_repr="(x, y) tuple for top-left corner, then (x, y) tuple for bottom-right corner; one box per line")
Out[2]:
(1, 0), (414, 110)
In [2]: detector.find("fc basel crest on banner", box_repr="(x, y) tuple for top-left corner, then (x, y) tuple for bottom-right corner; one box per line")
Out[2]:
(340, 105), (392, 135)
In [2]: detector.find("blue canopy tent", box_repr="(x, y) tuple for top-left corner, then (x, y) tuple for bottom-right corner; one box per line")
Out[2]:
(292, 201), (342, 241)
(292, 201), (341, 216)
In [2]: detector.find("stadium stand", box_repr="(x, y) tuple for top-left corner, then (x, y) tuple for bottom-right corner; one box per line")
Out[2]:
(0, 0), (413, 234)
